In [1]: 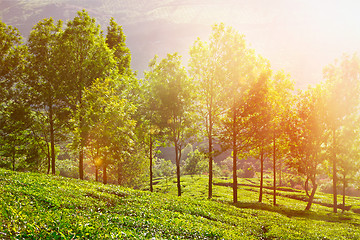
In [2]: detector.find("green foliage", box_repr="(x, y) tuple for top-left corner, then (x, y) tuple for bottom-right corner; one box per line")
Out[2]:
(106, 17), (131, 75)
(183, 149), (208, 175)
(153, 158), (175, 178)
(0, 20), (26, 102)
(26, 17), (66, 175)
(0, 102), (47, 172)
(83, 78), (138, 184)
(145, 52), (198, 196)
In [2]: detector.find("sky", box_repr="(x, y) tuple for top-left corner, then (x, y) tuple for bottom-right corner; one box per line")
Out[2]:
(139, 0), (360, 88)
(2, 0), (360, 89)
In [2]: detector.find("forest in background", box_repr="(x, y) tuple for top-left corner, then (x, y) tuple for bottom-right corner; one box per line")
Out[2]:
(1, 10), (360, 213)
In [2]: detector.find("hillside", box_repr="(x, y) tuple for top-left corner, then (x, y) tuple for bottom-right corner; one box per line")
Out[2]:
(1, 169), (360, 239)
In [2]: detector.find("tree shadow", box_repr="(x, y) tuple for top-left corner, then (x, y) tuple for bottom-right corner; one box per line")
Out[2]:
(231, 201), (359, 226)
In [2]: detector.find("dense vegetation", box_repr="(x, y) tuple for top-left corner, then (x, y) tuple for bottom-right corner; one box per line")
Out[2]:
(1, 168), (360, 239)
(1, 8), (360, 223)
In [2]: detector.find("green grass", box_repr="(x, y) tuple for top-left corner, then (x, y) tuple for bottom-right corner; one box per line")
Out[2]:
(1, 169), (360, 239)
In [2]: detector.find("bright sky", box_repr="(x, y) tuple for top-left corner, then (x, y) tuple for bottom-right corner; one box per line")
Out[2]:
(2, 0), (360, 88)
(140, 0), (360, 88)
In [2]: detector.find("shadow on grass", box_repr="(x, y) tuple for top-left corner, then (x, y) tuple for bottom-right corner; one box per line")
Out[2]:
(231, 201), (359, 226)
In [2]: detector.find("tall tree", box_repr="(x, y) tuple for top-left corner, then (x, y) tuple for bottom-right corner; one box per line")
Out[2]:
(323, 54), (360, 213)
(0, 21), (42, 172)
(269, 71), (294, 206)
(337, 115), (360, 211)
(286, 85), (327, 210)
(246, 70), (272, 203)
(145, 53), (196, 196)
(58, 10), (116, 180)
(215, 23), (258, 204)
(189, 26), (224, 199)
(140, 80), (163, 192)
(83, 78), (137, 185)
(26, 18), (64, 175)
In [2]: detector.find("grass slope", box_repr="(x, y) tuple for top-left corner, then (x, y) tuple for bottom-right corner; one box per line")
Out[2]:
(1, 169), (360, 239)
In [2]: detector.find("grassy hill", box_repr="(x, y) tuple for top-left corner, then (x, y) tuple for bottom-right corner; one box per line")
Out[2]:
(1, 169), (360, 239)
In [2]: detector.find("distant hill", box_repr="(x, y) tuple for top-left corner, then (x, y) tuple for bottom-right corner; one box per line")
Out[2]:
(0, 0), (213, 76)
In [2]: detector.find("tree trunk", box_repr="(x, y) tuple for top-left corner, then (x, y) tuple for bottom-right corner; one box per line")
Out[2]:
(175, 141), (181, 197)
(342, 174), (346, 213)
(49, 104), (56, 175)
(332, 128), (337, 213)
(208, 107), (213, 199)
(305, 179), (317, 210)
(95, 165), (98, 182)
(305, 176), (311, 198)
(232, 109), (238, 204)
(12, 144), (15, 172)
(79, 147), (84, 179)
(259, 149), (264, 203)
(46, 142), (51, 174)
(273, 133), (276, 206)
(103, 164), (107, 184)
(79, 89), (84, 180)
(117, 161), (121, 185)
(150, 135), (153, 192)
(279, 158), (282, 186)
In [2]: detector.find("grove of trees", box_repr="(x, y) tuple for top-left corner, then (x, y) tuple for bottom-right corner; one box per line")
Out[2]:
(1, 10), (360, 212)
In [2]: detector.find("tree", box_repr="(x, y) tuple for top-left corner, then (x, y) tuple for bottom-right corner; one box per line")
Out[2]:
(145, 53), (196, 196)
(214, 23), (259, 204)
(139, 75), (163, 192)
(58, 10), (116, 180)
(268, 71), (294, 205)
(246, 70), (272, 203)
(189, 25), (225, 199)
(0, 21), (48, 172)
(323, 54), (360, 213)
(183, 149), (208, 175)
(83, 78), (137, 185)
(26, 18), (65, 175)
(337, 115), (360, 211)
(286, 85), (327, 210)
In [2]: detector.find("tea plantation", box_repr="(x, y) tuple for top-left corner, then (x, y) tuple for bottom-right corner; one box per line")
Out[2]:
(1, 169), (360, 239)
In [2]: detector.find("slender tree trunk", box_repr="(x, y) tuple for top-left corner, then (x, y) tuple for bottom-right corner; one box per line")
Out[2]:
(95, 144), (99, 182)
(78, 88), (84, 180)
(103, 164), (107, 184)
(232, 109), (238, 204)
(117, 161), (121, 185)
(332, 128), (337, 213)
(305, 176), (311, 197)
(342, 174), (346, 213)
(49, 104), (56, 175)
(150, 135), (153, 192)
(46, 142), (51, 174)
(95, 166), (98, 182)
(259, 149), (264, 203)
(208, 105), (213, 199)
(79, 146), (84, 179)
(305, 179), (317, 210)
(273, 133), (276, 206)
(175, 141), (181, 196)
(279, 158), (282, 186)
(12, 144), (15, 172)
